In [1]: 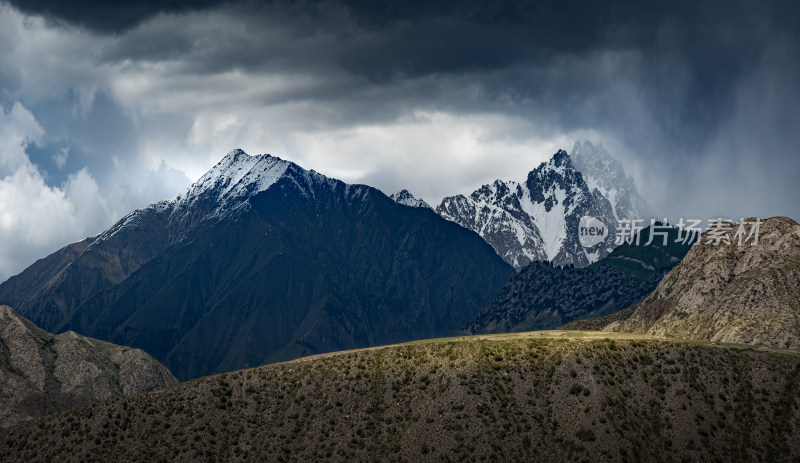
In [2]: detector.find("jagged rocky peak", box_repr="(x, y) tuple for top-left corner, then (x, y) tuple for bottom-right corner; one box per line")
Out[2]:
(437, 178), (547, 270)
(534, 149), (573, 174)
(524, 148), (587, 205)
(390, 189), (432, 209)
(570, 141), (654, 221)
(436, 147), (618, 270)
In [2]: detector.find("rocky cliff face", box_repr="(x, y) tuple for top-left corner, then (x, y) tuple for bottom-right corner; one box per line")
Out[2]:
(608, 216), (800, 348)
(0, 305), (176, 428)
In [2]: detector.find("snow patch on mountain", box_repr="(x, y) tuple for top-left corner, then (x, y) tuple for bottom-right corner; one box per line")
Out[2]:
(437, 179), (548, 269)
(99, 150), (324, 242)
(517, 182), (566, 261)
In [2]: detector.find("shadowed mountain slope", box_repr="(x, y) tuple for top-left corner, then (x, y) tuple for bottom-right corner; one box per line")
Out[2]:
(0, 150), (514, 380)
(466, 224), (693, 334)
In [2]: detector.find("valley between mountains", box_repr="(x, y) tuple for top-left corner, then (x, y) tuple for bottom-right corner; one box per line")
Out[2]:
(1, 144), (798, 462)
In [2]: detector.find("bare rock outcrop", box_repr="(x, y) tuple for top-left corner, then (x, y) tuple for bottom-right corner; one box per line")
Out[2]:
(607, 216), (800, 348)
(0, 305), (176, 428)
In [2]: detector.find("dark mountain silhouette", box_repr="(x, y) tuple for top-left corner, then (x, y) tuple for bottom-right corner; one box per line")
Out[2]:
(0, 150), (514, 380)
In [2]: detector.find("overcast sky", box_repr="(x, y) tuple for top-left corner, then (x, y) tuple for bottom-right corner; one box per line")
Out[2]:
(0, 0), (798, 281)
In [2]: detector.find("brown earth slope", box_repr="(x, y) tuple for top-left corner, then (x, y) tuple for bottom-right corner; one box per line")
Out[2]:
(0, 305), (177, 428)
(606, 216), (800, 348)
(1, 331), (799, 462)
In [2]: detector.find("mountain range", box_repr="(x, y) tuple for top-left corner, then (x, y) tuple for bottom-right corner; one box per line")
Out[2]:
(1, 145), (799, 462)
(0, 305), (175, 428)
(0, 149), (514, 380)
(393, 141), (652, 270)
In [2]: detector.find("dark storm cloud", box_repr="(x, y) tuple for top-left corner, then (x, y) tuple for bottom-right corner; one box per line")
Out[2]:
(7, 0), (800, 172)
(0, 0), (798, 283)
(8, 1), (800, 211)
(5, 0), (224, 33)
(79, 0), (797, 141)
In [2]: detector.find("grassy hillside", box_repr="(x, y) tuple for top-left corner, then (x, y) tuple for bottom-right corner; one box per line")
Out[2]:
(2, 331), (800, 462)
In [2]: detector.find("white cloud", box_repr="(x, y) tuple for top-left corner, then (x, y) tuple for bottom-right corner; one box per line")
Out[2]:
(53, 147), (69, 169)
(0, 101), (190, 281)
(0, 102), (44, 171)
(0, 102), (113, 279)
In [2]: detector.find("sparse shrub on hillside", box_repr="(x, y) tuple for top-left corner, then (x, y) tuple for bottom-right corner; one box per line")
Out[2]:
(1, 334), (800, 462)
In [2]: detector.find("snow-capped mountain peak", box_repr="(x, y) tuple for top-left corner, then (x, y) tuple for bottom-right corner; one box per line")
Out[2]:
(390, 189), (432, 209)
(174, 149), (291, 209)
(98, 149), (346, 243)
(436, 147), (623, 270)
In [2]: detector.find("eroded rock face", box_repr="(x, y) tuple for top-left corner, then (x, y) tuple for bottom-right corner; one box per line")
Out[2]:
(0, 305), (176, 428)
(608, 217), (800, 348)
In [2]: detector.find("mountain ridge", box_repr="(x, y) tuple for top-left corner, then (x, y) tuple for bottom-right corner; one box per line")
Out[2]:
(464, 223), (694, 334)
(385, 142), (654, 271)
(436, 149), (619, 270)
(389, 189), (432, 209)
